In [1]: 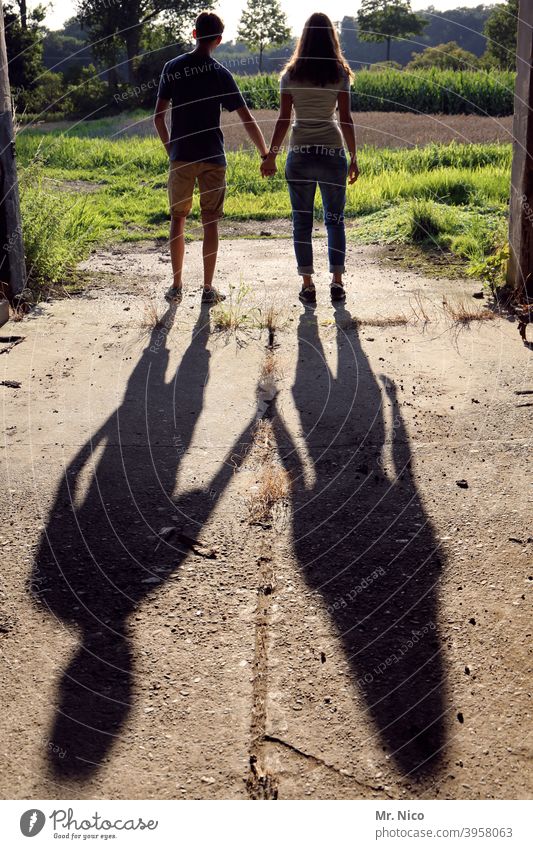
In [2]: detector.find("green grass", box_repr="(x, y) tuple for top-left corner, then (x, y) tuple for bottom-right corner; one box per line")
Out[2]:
(16, 133), (512, 290)
(234, 69), (515, 116)
(19, 160), (104, 287)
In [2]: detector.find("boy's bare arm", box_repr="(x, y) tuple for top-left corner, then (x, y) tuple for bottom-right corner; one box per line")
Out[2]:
(154, 97), (171, 155)
(236, 105), (268, 157)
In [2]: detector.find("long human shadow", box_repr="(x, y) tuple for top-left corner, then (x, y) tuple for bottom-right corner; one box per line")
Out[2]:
(273, 305), (446, 779)
(31, 305), (255, 778)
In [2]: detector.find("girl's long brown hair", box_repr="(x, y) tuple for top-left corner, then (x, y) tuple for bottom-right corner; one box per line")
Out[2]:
(283, 12), (352, 86)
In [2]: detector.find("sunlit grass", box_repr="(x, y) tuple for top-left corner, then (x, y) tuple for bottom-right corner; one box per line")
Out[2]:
(16, 134), (512, 289)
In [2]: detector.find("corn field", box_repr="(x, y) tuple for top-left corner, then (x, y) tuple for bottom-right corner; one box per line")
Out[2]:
(235, 69), (515, 116)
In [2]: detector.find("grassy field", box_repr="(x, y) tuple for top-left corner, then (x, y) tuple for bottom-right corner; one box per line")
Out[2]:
(17, 132), (511, 290)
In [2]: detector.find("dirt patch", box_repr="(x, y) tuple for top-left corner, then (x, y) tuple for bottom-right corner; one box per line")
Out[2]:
(221, 111), (514, 151)
(1, 240), (531, 800)
(45, 177), (105, 194)
(34, 111), (514, 149)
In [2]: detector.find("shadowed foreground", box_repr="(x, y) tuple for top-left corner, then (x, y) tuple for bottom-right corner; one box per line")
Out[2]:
(274, 306), (446, 778)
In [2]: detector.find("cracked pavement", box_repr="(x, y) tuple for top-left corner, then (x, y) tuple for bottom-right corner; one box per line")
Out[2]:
(1, 240), (531, 799)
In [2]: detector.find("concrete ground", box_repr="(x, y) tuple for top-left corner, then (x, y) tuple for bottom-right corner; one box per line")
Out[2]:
(0, 238), (531, 800)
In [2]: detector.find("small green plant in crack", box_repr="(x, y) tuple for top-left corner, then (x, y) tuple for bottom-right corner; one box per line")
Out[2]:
(212, 282), (254, 334)
(254, 302), (285, 334)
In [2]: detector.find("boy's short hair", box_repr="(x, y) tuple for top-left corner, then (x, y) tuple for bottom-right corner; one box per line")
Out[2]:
(195, 11), (224, 42)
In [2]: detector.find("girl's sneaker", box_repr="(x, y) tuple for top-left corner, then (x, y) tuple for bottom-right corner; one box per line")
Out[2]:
(299, 286), (317, 305)
(330, 283), (346, 302)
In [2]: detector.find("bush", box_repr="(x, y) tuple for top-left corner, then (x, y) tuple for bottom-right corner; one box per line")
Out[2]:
(408, 199), (455, 242)
(468, 241), (510, 291)
(67, 65), (109, 118)
(368, 61), (402, 72)
(19, 159), (103, 290)
(407, 42), (480, 72)
(25, 71), (72, 116)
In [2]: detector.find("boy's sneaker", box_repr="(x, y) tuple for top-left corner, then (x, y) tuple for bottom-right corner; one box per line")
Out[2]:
(299, 286), (317, 305)
(330, 283), (346, 302)
(201, 287), (226, 304)
(164, 286), (183, 304)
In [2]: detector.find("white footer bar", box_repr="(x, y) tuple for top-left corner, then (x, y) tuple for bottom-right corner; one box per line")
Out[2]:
(2, 799), (531, 848)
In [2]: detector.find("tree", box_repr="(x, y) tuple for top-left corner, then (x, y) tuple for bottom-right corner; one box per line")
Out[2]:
(339, 16), (359, 62)
(3, 2), (46, 111)
(358, 0), (426, 62)
(77, 0), (207, 84)
(17, 0), (27, 29)
(135, 22), (188, 103)
(67, 64), (108, 115)
(26, 70), (72, 114)
(42, 17), (93, 80)
(483, 0), (518, 70)
(407, 41), (480, 71)
(237, 0), (291, 73)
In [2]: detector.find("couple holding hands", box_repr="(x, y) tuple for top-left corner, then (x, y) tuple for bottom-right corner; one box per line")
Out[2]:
(154, 10), (359, 307)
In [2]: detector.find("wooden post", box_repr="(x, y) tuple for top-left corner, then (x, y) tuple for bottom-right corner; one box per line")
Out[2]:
(508, 0), (533, 299)
(0, 0), (26, 301)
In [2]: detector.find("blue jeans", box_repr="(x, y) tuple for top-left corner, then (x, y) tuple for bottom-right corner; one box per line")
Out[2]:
(285, 146), (348, 276)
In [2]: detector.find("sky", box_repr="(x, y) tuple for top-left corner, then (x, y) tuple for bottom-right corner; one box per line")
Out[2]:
(42, 0), (497, 38)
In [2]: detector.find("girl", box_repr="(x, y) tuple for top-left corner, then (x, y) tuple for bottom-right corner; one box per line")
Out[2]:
(261, 12), (359, 304)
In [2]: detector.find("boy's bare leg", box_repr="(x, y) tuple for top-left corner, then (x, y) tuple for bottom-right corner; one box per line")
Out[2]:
(170, 215), (186, 288)
(202, 215), (219, 290)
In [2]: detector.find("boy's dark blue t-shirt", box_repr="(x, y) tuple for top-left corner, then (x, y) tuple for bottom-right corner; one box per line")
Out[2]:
(157, 52), (246, 166)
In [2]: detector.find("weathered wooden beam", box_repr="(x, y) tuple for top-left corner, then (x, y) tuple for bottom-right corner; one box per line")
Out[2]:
(0, 0), (26, 301)
(0, 296), (8, 325)
(508, 0), (533, 298)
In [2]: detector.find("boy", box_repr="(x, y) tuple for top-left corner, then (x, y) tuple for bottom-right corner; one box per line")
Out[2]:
(154, 11), (269, 304)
